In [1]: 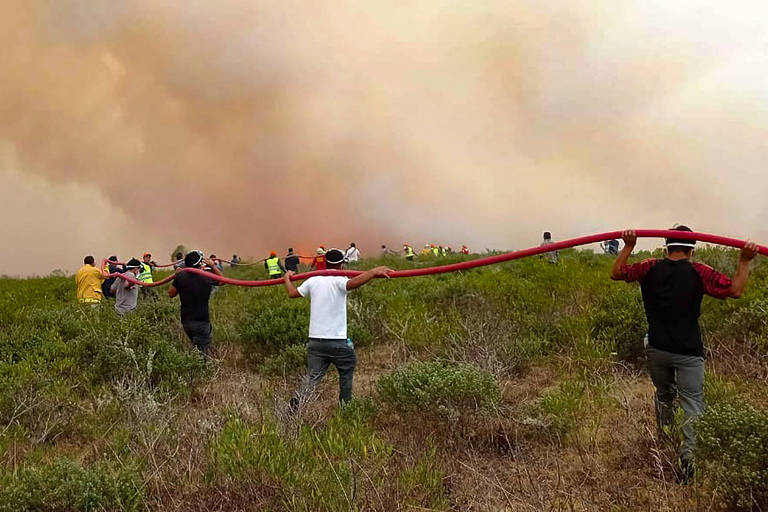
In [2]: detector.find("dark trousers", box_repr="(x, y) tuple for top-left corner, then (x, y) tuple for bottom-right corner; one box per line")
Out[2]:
(295, 338), (357, 403)
(183, 321), (212, 355)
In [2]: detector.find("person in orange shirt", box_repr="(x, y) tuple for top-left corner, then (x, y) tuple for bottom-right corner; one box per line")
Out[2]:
(75, 255), (105, 304)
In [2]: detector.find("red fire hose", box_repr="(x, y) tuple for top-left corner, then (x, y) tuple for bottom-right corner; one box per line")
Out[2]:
(102, 230), (767, 288)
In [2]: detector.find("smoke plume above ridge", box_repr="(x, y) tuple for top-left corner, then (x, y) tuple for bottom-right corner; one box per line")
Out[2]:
(2, 0), (768, 275)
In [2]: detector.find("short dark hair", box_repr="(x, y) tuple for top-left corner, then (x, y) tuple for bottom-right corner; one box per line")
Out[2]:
(185, 251), (203, 268)
(84, 255), (95, 265)
(543, 231), (552, 240)
(666, 225), (695, 254)
(288, 247), (294, 253)
(175, 252), (183, 258)
(108, 255), (118, 262)
(324, 249), (345, 269)
(350, 242), (356, 247)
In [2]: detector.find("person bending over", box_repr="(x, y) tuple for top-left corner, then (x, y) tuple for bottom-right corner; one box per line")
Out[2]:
(283, 248), (392, 407)
(611, 226), (757, 482)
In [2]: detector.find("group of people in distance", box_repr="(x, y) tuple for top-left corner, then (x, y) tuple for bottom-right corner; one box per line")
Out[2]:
(72, 226), (759, 482)
(399, 243), (470, 260)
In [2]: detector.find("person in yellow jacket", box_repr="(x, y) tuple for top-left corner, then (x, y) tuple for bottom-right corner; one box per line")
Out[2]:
(75, 255), (105, 304)
(265, 251), (286, 279)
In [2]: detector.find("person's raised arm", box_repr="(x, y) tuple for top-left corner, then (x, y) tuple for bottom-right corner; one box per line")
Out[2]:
(284, 271), (302, 298)
(203, 258), (222, 277)
(728, 242), (758, 298)
(346, 266), (393, 291)
(611, 230), (637, 280)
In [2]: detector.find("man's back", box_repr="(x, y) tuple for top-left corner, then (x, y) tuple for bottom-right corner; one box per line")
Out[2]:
(76, 265), (103, 302)
(346, 247), (360, 262)
(623, 258), (732, 356)
(285, 254), (300, 272)
(113, 277), (139, 315)
(297, 276), (349, 339)
(172, 271), (215, 323)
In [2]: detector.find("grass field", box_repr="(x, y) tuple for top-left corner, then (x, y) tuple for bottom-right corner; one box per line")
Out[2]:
(1, 248), (767, 511)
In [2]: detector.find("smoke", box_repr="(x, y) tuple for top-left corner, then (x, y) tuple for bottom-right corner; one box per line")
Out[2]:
(2, 0), (768, 275)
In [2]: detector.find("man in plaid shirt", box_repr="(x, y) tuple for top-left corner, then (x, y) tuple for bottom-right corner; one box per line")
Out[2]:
(611, 225), (758, 482)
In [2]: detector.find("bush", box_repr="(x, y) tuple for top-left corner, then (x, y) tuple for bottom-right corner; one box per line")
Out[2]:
(237, 298), (309, 360)
(590, 289), (647, 360)
(398, 445), (448, 510)
(0, 458), (144, 512)
(258, 344), (307, 377)
(377, 360), (500, 414)
(535, 379), (587, 436)
(696, 402), (768, 510)
(209, 404), (390, 510)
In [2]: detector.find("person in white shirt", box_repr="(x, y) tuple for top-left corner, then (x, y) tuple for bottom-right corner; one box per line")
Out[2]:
(344, 242), (361, 264)
(283, 248), (391, 406)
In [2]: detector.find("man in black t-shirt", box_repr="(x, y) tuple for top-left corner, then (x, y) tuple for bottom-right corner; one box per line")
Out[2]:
(612, 226), (757, 481)
(284, 248), (300, 273)
(168, 251), (223, 355)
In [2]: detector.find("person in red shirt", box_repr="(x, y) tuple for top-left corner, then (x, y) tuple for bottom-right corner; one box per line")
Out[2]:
(611, 225), (758, 482)
(310, 248), (327, 271)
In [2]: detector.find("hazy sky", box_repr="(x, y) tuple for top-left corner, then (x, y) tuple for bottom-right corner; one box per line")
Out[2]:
(2, 1), (768, 276)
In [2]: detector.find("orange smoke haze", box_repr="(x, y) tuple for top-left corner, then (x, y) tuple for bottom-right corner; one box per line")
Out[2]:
(2, 1), (768, 276)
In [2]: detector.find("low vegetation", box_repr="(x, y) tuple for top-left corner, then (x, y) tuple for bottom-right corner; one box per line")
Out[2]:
(1, 247), (767, 510)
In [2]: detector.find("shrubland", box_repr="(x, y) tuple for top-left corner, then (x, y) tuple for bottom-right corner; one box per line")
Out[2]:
(1, 247), (767, 510)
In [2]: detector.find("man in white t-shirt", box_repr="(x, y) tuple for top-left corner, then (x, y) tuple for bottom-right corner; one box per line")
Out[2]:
(283, 248), (391, 406)
(344, 242), (361, 264)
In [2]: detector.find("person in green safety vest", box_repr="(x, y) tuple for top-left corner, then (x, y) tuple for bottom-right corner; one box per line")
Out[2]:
(403, 243), (415, 260)
(139, 252), (157, 298)
(265, 251), (286, 279)
(431, 244), (439, 256)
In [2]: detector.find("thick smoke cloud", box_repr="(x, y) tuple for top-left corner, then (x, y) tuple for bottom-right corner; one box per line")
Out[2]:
(2, 1), (768, 275)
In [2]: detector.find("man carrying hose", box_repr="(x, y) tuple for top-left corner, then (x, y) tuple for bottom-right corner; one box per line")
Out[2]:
(168, 251), (224, 355)
(611, 225), (758, 482)
(111, 258), (142, 316)
(139, 252), (157, 299)
(265, 251), (285, 279)
(283, 248), (392, 408)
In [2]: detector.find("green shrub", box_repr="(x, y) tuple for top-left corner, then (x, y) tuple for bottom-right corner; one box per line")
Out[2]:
(696, 403), (768, 510)
(237, 298), (309, 359)
(590, 289), (647, 360)
(259, 344), (307, 377)
(209, 404), (390, 510)
(535, 379), (587, 436)
(0, 458), (144, 512)
(398, 445), (448, 510)
(377, 360), (500, 414)
(723, 297), (768, 350)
